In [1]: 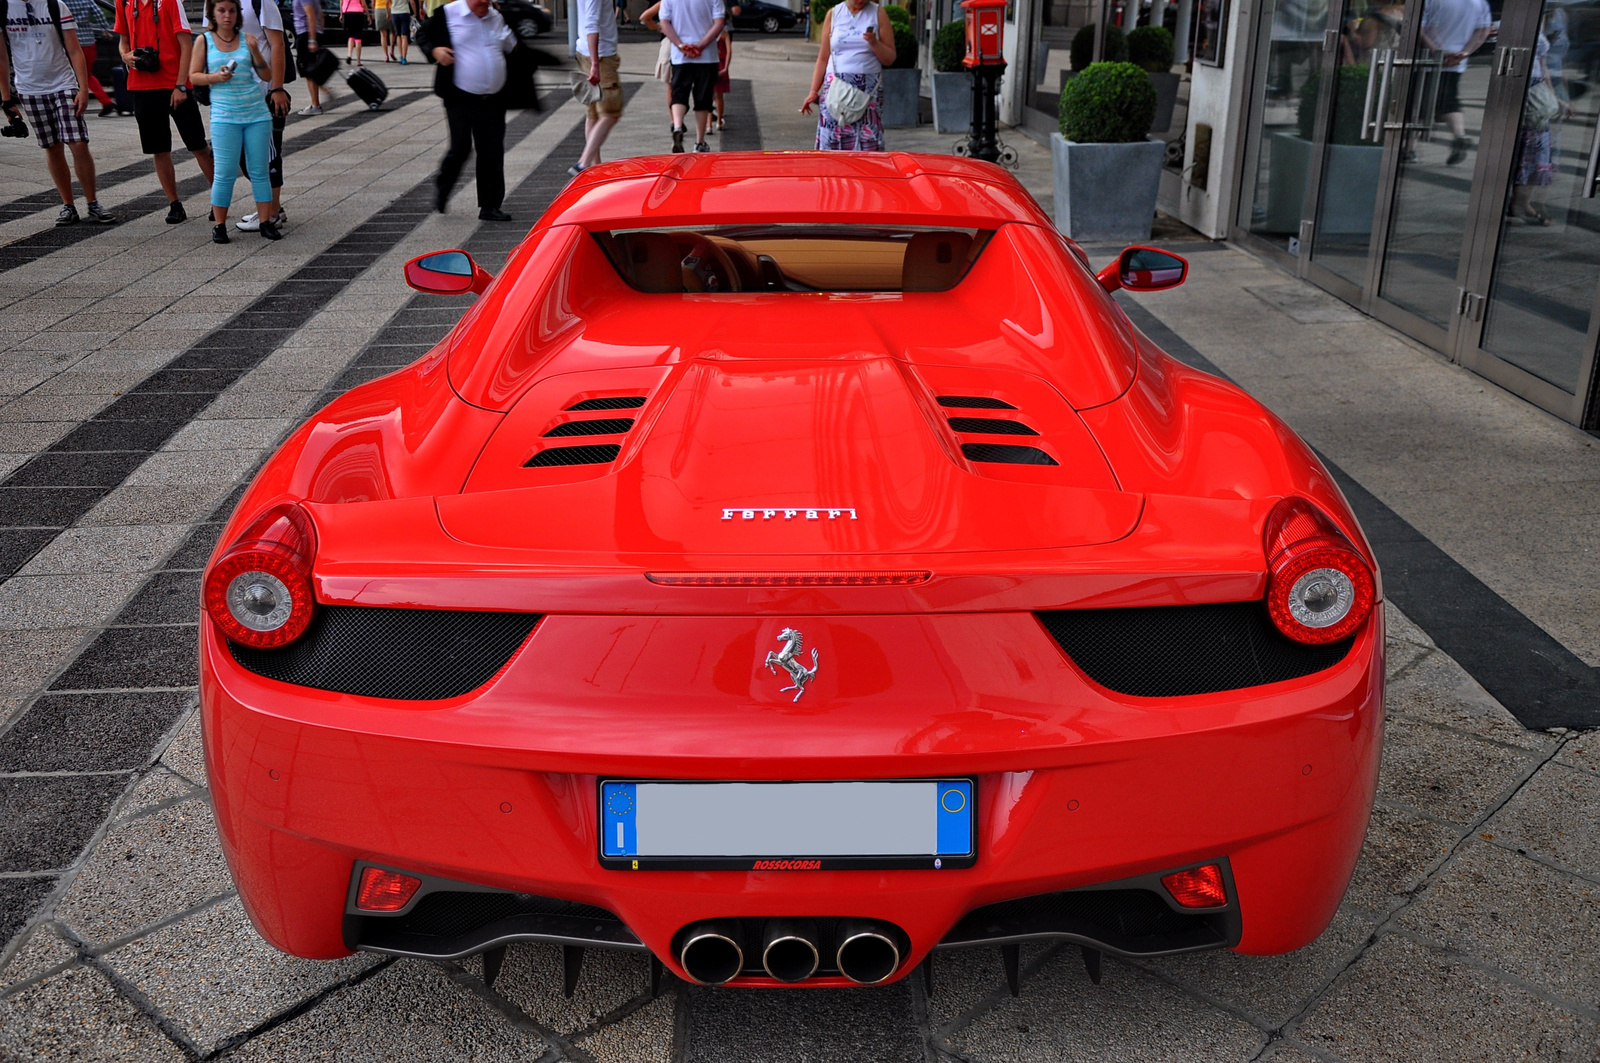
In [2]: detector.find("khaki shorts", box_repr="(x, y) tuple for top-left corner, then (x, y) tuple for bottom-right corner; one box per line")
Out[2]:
(576, 53), (624, 119)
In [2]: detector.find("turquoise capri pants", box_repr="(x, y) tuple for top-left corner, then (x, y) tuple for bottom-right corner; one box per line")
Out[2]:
(210, 118), (274, 208)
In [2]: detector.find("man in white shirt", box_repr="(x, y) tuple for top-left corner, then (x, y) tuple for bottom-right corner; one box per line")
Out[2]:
(659, 0), (721, 152)
(0, 0), (115, 225)
(216, 0), (292, 231)
(1420, 0), (1492, 164)
(571, 0), (621, 175)
(420, 0), (515, 219)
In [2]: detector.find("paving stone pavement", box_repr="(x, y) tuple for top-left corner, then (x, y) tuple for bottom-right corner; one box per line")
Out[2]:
(1, 38), (1597, 1063)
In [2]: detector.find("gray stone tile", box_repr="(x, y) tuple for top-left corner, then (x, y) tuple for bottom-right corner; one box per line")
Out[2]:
(163, 418), (292, 452)
(25, 371), (150, 397)
(1256, 1044), (1327, 1063)
(1296, 934), (1600, 1061)
(1343, 802), (1460, 917)
(926, 944), (1017, 1031)
(0, 963), (187, 1062)
(225, 959), (549, 1061)
(0, 391), (114, 422)
(199, 389), (321, 420)
(0, 419), (76, 452)
(0, 627), (85, 698)
(577, 991), (676, 1063)
(0, 877), (59, 956)
(0, 921), (77, 991)
(112, 766), (197, 824)
(15, 525), (190, 577)
(0, 691), (192, 772)
(945, 945), (1266, 1062)
(485, 942), (654, 1035)
(123, 448), (263, 488)
(0, 572), (148, 631)
(1384, 651), (1554, 753)
(0, 774), (131, 873)
(54, 798), (231, 946)
(1484, 761), (1600, 880)
(1375, 716), (1536, 826)
(160, 707), (206, 785)
(80, 484), (238, 527)
(688, 981), (924, 1063)
(1396, 839), (1600, 1004)
(1557, 731), (1600, 776)
(104, 896), (379, 1054)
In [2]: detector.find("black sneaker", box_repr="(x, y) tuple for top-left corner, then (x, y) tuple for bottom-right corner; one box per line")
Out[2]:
(478, 207), (512, 221)
(166, 200), (186, 224)
(85, 201), (115, 224)
(98, 103), (116, 118)
(434, 185), (448, 214)
(54, 203), (80, 226)
(694, 140), (710, 152)
(212, 223), (231, 244)
(259, 219), (283, 240)
(671, 126), (685, 153)
(1447, 136), (1470, 165)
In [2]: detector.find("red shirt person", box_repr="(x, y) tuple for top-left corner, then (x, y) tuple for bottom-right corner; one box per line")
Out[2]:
(113, 0), (214, 222)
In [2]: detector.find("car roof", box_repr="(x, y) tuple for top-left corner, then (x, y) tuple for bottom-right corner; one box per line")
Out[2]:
(538, 152), (1056, 231)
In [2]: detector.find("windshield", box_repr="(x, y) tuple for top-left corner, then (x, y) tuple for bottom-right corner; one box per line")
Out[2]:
(596, 224), (993, 294)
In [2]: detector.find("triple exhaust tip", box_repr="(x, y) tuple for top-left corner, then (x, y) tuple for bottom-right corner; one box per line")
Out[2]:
(678, 919), (902, 986)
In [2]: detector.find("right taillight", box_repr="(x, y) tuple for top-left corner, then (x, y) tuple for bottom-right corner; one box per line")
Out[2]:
(203, 503), (318, 649)
(1263, 497), (1375, 645)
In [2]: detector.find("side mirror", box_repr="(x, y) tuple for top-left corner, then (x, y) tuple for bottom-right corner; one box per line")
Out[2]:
(1095, 246), (1188, 293)
(404, 249), (494, 295)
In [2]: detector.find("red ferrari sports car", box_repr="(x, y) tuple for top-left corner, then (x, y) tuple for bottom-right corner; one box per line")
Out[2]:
(200, 152), (1383, 993)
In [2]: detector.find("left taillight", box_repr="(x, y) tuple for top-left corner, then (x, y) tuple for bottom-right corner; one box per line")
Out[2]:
(203, 503), (318, 649)
(1263, 496), (1375, 645)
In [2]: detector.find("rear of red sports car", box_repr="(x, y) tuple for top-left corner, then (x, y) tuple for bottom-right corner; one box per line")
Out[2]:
(199, 153), (1383, 989)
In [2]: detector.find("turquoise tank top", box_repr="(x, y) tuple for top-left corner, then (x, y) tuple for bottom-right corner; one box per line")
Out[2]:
(205, 33), (271, 124)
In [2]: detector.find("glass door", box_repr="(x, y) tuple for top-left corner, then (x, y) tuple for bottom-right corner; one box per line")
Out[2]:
(1457, 0), (1600, 425)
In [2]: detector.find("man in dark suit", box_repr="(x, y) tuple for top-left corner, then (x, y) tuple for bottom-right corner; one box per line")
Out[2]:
(417, 0), (515, 219)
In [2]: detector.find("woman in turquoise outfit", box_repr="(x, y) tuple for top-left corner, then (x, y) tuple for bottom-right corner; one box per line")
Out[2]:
(189, 0), (282, 243)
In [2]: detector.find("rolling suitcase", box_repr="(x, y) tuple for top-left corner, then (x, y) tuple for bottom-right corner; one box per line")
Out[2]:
(345, 67), (388, 110)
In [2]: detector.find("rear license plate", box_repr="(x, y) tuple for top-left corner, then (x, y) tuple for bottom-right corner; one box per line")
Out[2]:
(599, 779), (976, 870)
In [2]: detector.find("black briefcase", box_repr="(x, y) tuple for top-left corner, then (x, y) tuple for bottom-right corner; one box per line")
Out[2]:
(345, 66), (389, 110)
(298, 46), (338, 86)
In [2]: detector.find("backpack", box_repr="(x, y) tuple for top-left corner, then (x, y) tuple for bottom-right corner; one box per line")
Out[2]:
(248, 0), (297, 82)
(1, 0), (70, 80)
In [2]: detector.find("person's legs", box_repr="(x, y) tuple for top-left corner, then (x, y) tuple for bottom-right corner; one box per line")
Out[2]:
(210, 119), (244, 226)
(66, 141), (97, 202)
(43, 144), (74, 204)
(171, 94), (215, 181)
(81, 43), (114, 107)
(470, 103), (506, 209)
(436, 99), (475, 210)
(691, 64), (714, 145)
(267, 106), (285, 217)
(579, 114), (618, 168)
(240, 119), (280, 236)
(669, 63), (692, 149)
(153, 151), (179, 200)
(132, 89), (181, 200)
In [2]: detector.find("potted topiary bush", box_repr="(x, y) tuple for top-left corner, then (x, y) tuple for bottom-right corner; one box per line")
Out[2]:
(1126, 25), (1178, 133)
(1052, 61), (1163, 241)
(1069, 23), (1126, 71)
(931, 19), (970, 133)
(880, 5), (920, 127)
(1259, 65), (1382, 237)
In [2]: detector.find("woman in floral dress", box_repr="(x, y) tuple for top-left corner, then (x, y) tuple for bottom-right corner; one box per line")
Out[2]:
(800, 0), (895, 150)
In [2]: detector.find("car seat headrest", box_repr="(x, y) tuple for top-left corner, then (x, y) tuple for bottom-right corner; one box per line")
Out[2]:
(901, 231), (974, 292)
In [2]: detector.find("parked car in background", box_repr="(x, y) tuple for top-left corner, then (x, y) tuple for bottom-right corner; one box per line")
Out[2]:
(731, 0), (800, 33)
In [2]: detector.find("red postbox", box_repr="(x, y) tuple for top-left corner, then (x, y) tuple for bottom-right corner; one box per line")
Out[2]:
(961, 0), (1007, 67)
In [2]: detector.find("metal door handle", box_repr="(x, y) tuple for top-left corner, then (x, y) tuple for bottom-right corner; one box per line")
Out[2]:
(1586, 125), (1600, 198)
(1363, 49), (1395, 142)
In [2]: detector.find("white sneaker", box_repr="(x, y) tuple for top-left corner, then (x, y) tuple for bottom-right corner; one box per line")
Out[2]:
(297, 104), (323, 116)
(235, 210), (287, 232)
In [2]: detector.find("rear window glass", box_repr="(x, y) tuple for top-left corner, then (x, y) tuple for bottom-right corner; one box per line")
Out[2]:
(595, 225), (993, 294)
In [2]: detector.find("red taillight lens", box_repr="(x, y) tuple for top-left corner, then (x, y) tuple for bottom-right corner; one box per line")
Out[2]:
(1263, 497), (1375, 646)
(203, 503), (318, 649)
(1161, 864), (1227, 908)
(355, 867), (422, 911)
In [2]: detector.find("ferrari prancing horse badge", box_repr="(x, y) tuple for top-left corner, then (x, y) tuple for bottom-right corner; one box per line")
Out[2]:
(765, 628), (818, 701)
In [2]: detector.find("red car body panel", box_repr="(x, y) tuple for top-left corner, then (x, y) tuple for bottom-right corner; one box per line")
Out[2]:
(201, 152), (1384, 987)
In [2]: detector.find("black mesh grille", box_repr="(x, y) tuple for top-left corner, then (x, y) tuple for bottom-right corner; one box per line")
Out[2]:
(959, 889), (1205, 941)
(525, 444), (621, 467)
(567, 396), (646, 411)
(544, 418), (635, 437)
(1037, 601), (1352, 697)
(948, 417), (1038, 436)
(938, 395), (1016, 409)
(230, 606), (540, 699)
(962, 443), (1058, 466)
(394, 892), (621, 938)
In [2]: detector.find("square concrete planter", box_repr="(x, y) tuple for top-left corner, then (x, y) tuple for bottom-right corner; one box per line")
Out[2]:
(932, 70), (972, 134)
(1051, 133), (1166, 243)
(881, 67), (920, 128)
(1262, 132), (1384, 236)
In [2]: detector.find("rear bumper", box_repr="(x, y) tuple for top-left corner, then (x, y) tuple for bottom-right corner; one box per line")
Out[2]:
(201, 608), (1384, 985)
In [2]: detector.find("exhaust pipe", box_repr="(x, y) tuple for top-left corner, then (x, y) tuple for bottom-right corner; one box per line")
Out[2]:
(835, 919), (901, 985)
(761, 919), (821, 983)
(679, 922), (744, 985)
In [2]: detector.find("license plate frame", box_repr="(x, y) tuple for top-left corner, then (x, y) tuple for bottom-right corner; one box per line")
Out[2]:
(597, 778), (978, 871)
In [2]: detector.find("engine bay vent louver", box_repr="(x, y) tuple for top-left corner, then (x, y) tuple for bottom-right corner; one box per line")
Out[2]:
(525, 444), (622, 467)
(947, 417), (1038, 436)
(962, 443), (1059, 466)
(544, 418), (636, 437)
(1037, 601), (1354, 697)
(229, 606), (542, 699)
(567, 396), (647, 411)
(938, 395), (1017, 410)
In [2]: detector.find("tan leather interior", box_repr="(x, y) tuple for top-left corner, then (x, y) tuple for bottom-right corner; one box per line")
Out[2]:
(624, 232), (684, 293)
(901, 231), (974, 292)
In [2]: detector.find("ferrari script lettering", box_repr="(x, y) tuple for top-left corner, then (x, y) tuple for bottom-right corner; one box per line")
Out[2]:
(721, 507), (858, 521)
(765, 627), (819, 701)
(752, 859), (822, 870)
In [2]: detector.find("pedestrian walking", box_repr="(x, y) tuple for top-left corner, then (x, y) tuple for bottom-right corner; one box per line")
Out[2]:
(419, 0), (514, 219)
(710, 16), (728, 133)
(640, 0), (672, 124)
(205, 0), (291, 232)
(571, 0), (622, 174)
(612, 0), (627, 24)
(341, 0), (368, 64)
(291, 0), (327, 111)
(800, 0), (893, 151)
(189, 0), (279, 241)
(114, 0), (216, 222)
(374, 0), (391, 58)
(658, 0), (721, 152)
(0, 0), (116, 224)
(1419, 0), (1491, 164)
(389, 0), (410, 61)
(59, 0), (116, 115)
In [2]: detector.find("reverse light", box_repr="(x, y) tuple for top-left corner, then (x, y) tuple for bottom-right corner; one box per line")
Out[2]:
(646, 572), (931, 587)
(1263, 497), (1375, 645)
(203, 504), (318, 650)
(1161, 864), (1227, 909)
(355, 867), (423, 911)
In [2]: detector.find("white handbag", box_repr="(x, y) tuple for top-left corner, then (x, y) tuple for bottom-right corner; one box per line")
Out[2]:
(824, 60), (871, 127)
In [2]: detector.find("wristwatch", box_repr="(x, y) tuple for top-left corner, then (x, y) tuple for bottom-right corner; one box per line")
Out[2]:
(175, 85), (190, 95)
